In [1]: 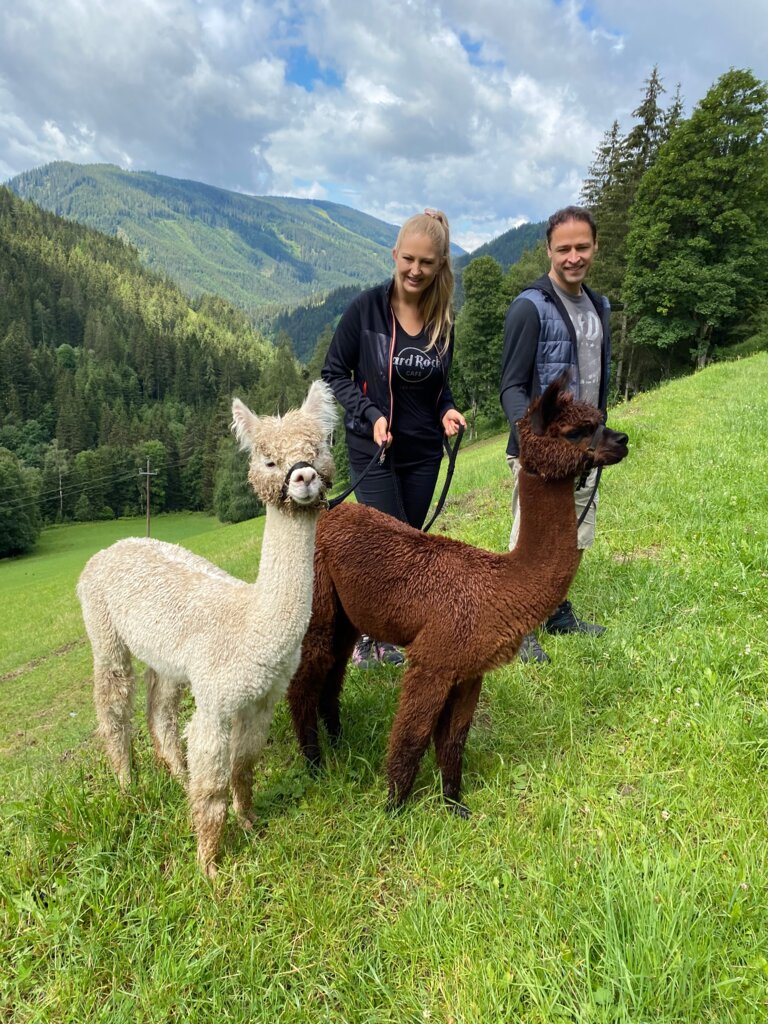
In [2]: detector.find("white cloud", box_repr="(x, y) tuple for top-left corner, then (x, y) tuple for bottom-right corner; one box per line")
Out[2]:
(1, 0), (766, 247)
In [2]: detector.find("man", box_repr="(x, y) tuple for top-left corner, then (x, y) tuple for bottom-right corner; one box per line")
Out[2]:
(500, 206), (612, 664)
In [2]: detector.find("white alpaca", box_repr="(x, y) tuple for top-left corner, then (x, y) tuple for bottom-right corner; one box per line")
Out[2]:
(77, 380), (336, 876)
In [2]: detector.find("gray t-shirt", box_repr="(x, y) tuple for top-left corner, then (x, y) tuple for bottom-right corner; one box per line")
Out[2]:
(552, 280), (602, 408)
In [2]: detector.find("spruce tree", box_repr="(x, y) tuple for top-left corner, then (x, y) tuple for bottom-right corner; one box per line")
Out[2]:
(0, 447), (41, 555)
(454, 256), (505, 437)
(580, 67), (681, 395)
(623, 68), (768, 367)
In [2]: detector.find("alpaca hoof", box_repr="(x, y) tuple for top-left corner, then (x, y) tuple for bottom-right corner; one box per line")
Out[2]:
(303, 748), (323, 775)
(385, 794), (405, 815)
(446, 799), (471, 819)
(201, 859), (218, 880)
(236, 811), (256, 831)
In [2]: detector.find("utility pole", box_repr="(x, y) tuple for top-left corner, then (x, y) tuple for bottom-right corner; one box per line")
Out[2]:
(138, 458), (158, 536)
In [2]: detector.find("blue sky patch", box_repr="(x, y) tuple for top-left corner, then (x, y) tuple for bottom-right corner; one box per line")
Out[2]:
(459, 31), (483, 65)
(284, 46), (343, 91)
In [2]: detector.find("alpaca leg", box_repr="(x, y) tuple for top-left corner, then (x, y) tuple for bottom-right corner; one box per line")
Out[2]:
(92, 646), (135, 788)
(433, 675), (483, 818)
(386, 666), (455, 810)
(288, 654), (329, 771)
(186, 707), (231, 878)
(318, 614), (358, 744)
(230, 696), (277, 828)
(288, 609), (342, 769)
(146, 668), (186, 780)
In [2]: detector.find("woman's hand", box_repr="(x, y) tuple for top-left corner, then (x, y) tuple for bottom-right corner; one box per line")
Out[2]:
(442, 409), (467, 437)
(373, 416), (393, 447)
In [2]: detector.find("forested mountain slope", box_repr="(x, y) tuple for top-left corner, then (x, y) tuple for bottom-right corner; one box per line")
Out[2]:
(0, 185), (288, 544)
(276, 222), (546, 361)
(7, 162), (407, 320)
(454, 219), (546, 272)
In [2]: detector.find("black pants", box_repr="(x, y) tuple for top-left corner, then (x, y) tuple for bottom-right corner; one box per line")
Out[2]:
(349, 447), (441, 529)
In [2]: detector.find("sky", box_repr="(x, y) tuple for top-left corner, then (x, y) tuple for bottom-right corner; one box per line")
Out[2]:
(1, 0), (767, 252)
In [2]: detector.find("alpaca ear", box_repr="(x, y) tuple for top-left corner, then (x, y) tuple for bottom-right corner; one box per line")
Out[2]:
(231, 398), (260, 451)
(302, 380), (337, 439)
(529, 373), (570, 436)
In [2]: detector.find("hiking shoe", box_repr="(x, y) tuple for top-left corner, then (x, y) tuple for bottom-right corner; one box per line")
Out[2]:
(374, 641), (405, 667)
(352, 635), (377, 669)
(544, 601), (606, 636)
(518, 633), (550, 664)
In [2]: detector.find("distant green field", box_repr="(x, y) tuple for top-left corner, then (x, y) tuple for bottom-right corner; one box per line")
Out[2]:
(0, 512), (256, 781)
(0, 514), (227, 675)
(1, 357), (767, 1023)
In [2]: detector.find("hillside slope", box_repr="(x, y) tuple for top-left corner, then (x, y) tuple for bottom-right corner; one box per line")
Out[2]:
(0, 185), (280, 521)
(455, 219), (546, 271)
(7, 162), (411, 320)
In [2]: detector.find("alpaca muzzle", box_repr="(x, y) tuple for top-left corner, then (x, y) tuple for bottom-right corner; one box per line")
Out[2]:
(281, 461), (326, 506)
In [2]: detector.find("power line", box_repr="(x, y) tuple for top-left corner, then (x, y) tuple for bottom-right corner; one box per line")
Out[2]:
(0, 449), (210, 516)
(138, 457), (158, 537)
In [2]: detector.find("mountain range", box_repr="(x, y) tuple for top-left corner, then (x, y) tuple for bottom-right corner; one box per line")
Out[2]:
(7, 162), (448, 322)
(7, 161), (545, 359)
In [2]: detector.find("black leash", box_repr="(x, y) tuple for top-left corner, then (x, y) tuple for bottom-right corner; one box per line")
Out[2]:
(576, 466), (601, 527)
(327, 426), (464, 532)
(575, 422), (605, 528)
(389, 424), (465, 533)
(421, 425), (464, 532)
(327, 441), (387, 510)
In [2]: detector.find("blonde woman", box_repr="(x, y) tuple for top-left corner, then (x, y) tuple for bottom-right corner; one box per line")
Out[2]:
(322, 209), (466, 667)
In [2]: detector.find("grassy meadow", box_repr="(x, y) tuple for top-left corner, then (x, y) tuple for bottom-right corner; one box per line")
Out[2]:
(1, 355), (767, 1022)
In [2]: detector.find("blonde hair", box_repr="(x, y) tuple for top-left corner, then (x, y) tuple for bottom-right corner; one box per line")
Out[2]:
(394, 209), (454, 353)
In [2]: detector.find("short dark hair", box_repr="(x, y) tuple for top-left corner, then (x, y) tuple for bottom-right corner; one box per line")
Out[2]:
(546, 206), (597, 244)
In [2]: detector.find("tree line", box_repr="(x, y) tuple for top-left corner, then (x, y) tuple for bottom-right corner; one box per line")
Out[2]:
(451, 67), (768, 435)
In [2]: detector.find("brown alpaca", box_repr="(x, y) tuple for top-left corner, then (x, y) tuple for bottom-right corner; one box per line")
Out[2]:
(287, 375), (629, 816)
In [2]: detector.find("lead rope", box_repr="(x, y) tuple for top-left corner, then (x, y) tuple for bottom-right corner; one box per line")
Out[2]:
(387, 424), (464, 532)
(576, 466), (601, 527)
(326, 441), (387, 510)
(575, 422), (606, 527)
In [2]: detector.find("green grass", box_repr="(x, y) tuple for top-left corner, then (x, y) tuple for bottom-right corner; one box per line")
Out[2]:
(0, 515), (227, 674)
(1, 356), (767, 1022)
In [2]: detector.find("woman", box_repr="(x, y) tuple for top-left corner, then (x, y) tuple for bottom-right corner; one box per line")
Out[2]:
(321, 209), (466, 667)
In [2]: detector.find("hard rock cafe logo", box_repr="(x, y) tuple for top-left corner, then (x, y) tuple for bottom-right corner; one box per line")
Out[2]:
(393, 347), (439, 382)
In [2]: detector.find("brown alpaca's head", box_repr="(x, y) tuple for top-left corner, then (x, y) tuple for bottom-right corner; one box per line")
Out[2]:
(517, 374), (629, 481)
(230, 380), (337, 513)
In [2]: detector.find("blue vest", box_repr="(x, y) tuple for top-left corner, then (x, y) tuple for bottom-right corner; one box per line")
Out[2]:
(518, 286), (611, 405)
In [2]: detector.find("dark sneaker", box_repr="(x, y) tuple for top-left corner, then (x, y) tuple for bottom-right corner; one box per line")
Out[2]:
(518, 633), (550, 663)
(544, 600), (606, 636)
(374, 641), (405, 667)
(352, 635), (377, 669)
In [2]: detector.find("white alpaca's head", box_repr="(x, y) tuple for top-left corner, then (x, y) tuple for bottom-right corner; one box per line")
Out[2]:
(231, 380), (337, 512)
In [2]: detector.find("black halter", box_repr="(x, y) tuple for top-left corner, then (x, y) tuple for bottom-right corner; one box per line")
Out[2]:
(575, 422), (605, 523)
(576, 423), (605, 488)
